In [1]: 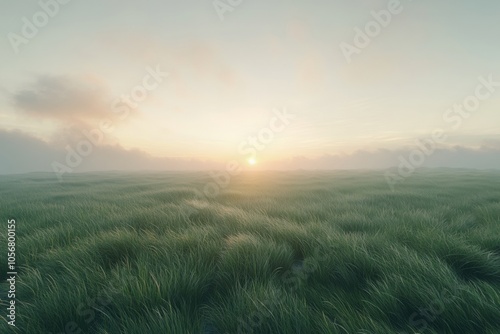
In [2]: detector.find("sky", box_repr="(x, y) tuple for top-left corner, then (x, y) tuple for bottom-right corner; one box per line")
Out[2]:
(1, 0), (499, 174)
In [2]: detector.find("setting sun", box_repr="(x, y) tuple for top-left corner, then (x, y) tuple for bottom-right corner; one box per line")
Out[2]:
(248, 158), (256, 166)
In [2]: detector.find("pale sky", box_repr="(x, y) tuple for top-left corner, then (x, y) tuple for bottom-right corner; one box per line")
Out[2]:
(1, 0), (499, 173)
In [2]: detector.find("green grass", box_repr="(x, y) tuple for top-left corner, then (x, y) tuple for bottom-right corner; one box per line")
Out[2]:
(1, 170), (499, 333)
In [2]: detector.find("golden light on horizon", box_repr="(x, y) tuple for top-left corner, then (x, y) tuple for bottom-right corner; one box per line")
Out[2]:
(248, 158), (257, 166)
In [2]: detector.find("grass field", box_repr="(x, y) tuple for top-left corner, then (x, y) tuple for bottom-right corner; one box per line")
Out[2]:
(1, 170), (500, 333)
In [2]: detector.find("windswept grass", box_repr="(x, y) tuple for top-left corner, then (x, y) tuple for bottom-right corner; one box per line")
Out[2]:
(0, 170), (499, 333)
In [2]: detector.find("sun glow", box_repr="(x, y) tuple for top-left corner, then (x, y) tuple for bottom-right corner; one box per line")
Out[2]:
(248, 158), (256, 166)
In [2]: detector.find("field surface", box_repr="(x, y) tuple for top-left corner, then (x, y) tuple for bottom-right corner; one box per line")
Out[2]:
(1, 170), (500, 333)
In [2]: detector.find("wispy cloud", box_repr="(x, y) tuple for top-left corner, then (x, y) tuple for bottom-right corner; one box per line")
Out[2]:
(11, 75), (118, 126)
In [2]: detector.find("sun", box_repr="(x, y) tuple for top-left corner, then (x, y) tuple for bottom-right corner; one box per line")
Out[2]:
(248, 158), (256, 166)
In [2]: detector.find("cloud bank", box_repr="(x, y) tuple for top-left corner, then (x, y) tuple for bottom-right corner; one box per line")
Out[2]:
(1, 129), (499, 175)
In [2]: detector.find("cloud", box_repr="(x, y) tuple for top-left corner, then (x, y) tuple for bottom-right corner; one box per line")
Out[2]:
(96, 34), (243, 89)
(1, 129), (499, 175)
(0, 129), (219, 175)
(0, 130), (61, 174)
(8, 74), (147, 147)
(265, 146), (500, 170)
(11, 75), (119, 127)
(10, 75), (137, 142)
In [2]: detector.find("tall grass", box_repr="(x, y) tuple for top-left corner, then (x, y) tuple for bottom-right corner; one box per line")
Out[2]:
(0, 170), (499, 333)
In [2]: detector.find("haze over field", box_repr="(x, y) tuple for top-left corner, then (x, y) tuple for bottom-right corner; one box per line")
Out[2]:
(1, 0), (500, 174)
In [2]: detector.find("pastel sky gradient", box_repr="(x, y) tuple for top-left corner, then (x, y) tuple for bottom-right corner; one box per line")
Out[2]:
(1, 0), (499, 173)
